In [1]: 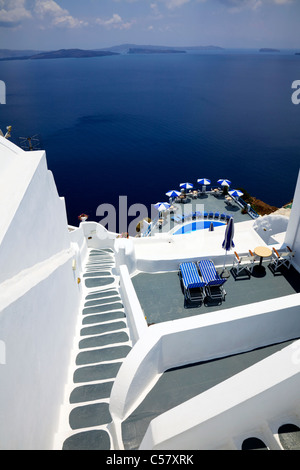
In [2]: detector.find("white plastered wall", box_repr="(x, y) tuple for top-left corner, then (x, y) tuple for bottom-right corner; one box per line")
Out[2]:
(285, 169), (300, 272)
(0, 139), (86, 449)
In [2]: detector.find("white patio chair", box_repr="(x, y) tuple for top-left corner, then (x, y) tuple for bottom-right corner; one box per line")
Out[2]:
(271, 246), (295, 270)
(232, 250), (257, 275)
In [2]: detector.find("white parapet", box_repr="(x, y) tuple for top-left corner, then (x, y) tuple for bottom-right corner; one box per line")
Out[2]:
(140, 340), (300, 450)
(109, 292), (300, 449)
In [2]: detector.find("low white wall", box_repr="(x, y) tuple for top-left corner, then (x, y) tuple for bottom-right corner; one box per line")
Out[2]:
(69, 225), (88, 273)
(109, 293), (300, 442)
(115, 239), (137, 275)
(0, 254), (81, 449)
(80, 221), (118, 250)
(140, 341), (300, 450)
(119, 265), (148, 344)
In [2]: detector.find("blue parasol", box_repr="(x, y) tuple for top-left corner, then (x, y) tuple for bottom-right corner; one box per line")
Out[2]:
(154, 202), (171, 212)
(218, 179), (231, 187)
(180, 182), (193, 190)
(166, 190), (181, 198)
(229, 189), (243, 198)
(221, 216), (235, 277)
(197, 178), (211, 186)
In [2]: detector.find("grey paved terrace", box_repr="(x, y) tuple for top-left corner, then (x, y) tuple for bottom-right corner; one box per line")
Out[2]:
(132, 263), (300, 325)
(122, 338), (298, 450)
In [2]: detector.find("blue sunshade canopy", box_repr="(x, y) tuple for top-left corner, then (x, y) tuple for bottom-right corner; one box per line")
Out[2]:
(229, 189), (243, 197)
(218, 179), (231, 187)
(166, 190), (181, 198)
(154, 202), (171, 212)
(197, 178), (211, 185)
(180, 182), (193, 189)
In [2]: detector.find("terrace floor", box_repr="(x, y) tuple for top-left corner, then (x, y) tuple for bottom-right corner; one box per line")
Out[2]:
(132, 262), (300, 325)
(150, 191), (253, 236)
(122, 338), (298, 450)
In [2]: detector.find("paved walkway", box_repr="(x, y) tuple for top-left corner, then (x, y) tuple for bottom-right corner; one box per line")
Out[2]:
(60, 248), (132, 450)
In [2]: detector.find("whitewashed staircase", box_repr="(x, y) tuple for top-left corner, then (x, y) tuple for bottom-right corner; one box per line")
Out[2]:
(59, 248), (132, 450)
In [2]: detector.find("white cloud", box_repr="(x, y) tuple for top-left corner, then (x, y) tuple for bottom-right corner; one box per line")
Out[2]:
(0, 0), (32, 27)
(165, 0), (190, 9)
(217, 0), (262, 12)
(34, 0), (87, 28)
(217, 0), (293, 11)
(96, 13), (134, 30)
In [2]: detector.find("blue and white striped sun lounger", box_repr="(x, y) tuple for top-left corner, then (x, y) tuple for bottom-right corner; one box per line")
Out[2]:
(179, 262), (206, 302)
(197, 259), (227, 301)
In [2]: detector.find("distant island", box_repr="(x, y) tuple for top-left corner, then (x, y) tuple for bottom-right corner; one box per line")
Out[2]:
(31, 49), (119, 59)
(259, 48), (280, 53)
(128, 48), (186, 54)
(0, 49), (118, 61)
(101, 44), (224, 54)
(0, 44), (224, 61)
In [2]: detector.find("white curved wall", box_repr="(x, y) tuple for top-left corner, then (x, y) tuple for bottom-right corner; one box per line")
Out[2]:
(109, 293), (300, 448)
(140, 341), (300, 450)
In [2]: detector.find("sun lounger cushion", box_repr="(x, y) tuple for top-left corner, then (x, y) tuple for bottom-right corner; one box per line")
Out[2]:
(179, 262), (206, 289)
(197, 259), (227, 286)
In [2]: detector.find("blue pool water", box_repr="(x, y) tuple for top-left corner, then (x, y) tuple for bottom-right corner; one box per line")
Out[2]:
(173, 220), (225, 235)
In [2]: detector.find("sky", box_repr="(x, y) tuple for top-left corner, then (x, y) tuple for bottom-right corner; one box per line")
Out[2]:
(0, 0), (299, 51)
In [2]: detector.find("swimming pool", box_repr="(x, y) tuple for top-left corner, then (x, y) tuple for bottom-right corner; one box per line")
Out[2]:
(173, 220), (225, 235)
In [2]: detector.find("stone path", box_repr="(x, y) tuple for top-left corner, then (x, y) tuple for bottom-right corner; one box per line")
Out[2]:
(61, 248), (132, 450)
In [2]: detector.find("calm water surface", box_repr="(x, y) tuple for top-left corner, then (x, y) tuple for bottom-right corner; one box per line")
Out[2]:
(0, 51), (299, 229)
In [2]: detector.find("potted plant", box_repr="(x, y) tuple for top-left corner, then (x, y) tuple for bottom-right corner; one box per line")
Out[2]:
(78, 213), (88, 222)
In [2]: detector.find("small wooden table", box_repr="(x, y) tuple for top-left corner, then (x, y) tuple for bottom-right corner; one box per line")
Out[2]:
(254, 246), (272, 267)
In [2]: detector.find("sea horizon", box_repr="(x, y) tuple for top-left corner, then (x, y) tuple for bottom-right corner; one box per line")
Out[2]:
(0, 49), (299, 230)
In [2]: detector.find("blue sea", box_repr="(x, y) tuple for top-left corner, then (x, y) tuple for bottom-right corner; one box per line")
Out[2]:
(0, 50), (299, 230)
